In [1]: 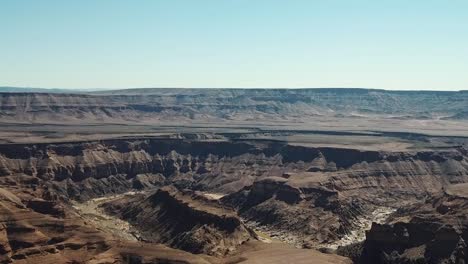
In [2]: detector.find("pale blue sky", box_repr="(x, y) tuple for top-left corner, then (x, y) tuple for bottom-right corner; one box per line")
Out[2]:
(1, 0), (467, 90)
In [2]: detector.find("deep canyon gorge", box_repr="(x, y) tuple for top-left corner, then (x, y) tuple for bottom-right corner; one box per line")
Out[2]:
(0, 88), (467, 263)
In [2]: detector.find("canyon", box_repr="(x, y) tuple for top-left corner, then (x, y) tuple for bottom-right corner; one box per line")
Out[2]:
(0, 88), (467, 263)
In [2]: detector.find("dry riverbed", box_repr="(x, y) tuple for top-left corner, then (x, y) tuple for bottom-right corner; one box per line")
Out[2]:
(72, 192), (142, 241)
(321, 207), (396, 250)
(72, 190), (394, 254)
(245, 207), (396, 250)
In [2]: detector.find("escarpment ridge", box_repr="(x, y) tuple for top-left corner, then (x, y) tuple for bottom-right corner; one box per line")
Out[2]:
(0, 139), (466, 199)
(0, 89), (468, 124)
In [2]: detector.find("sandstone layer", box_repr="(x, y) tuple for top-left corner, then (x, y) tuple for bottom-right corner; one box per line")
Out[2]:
(0, 138), (466, 258)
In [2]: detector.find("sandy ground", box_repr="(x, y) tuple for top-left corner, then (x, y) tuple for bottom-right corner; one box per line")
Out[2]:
(199, 192), (226, 200)
(446, 183), (468, 198)
(72, 192), (142, 241)
(224, 241), (352, 264)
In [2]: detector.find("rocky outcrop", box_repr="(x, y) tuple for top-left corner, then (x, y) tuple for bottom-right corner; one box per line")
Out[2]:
(0, 186), (219, 264)
(26, 198), (64, 217)
(102, 186), (256, 256)
(0, 138), (467, 258)
(222, 177), (364, 246)
(219, 145), (468, 248)
(357, 190), (468, 264)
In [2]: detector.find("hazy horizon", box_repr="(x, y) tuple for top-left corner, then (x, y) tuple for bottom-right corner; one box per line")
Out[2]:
(2, 1), (467, 91)
(2, 86), (468, 92)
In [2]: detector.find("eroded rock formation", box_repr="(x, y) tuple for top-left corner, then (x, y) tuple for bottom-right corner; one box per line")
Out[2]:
(102, 186), (256, 256)
(0, 137), (467, 263)
(357, 187), (468, 264)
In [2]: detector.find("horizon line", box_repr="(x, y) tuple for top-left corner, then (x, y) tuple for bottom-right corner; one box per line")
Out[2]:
(0, 86), (467, 93)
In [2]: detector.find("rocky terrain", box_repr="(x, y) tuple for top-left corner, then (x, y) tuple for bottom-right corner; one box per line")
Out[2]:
(0, 88), (467, 263)
(0, 137), (365, 263)
(0, 88), (467, 124)
(101, 186), (256, 256)
(337, 185), (468, 264)
(219, 144), (468, 247)
(0, 185), (217, 264)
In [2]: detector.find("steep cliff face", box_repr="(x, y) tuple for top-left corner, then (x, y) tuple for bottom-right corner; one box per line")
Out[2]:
(0, 139), (264, 200)
(101, 186), (256, 256)
(0, 138), (467, 254)
(221, 177), (366, 247)
(358, 189), (468, 264)
(220, 146), (468, 247)
(0, 139), (466, 203)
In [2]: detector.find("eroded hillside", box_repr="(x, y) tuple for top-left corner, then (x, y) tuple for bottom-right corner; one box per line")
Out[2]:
(0, 136), (467, 263)
(0, 88), (467, 263)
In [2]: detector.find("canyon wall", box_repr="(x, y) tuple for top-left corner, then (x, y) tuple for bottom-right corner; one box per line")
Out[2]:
(0, 138), (467, 249)
(0, 139), (466, 200)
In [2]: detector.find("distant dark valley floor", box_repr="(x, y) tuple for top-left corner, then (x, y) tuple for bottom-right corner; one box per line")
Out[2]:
(0, 88), (468, 264)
